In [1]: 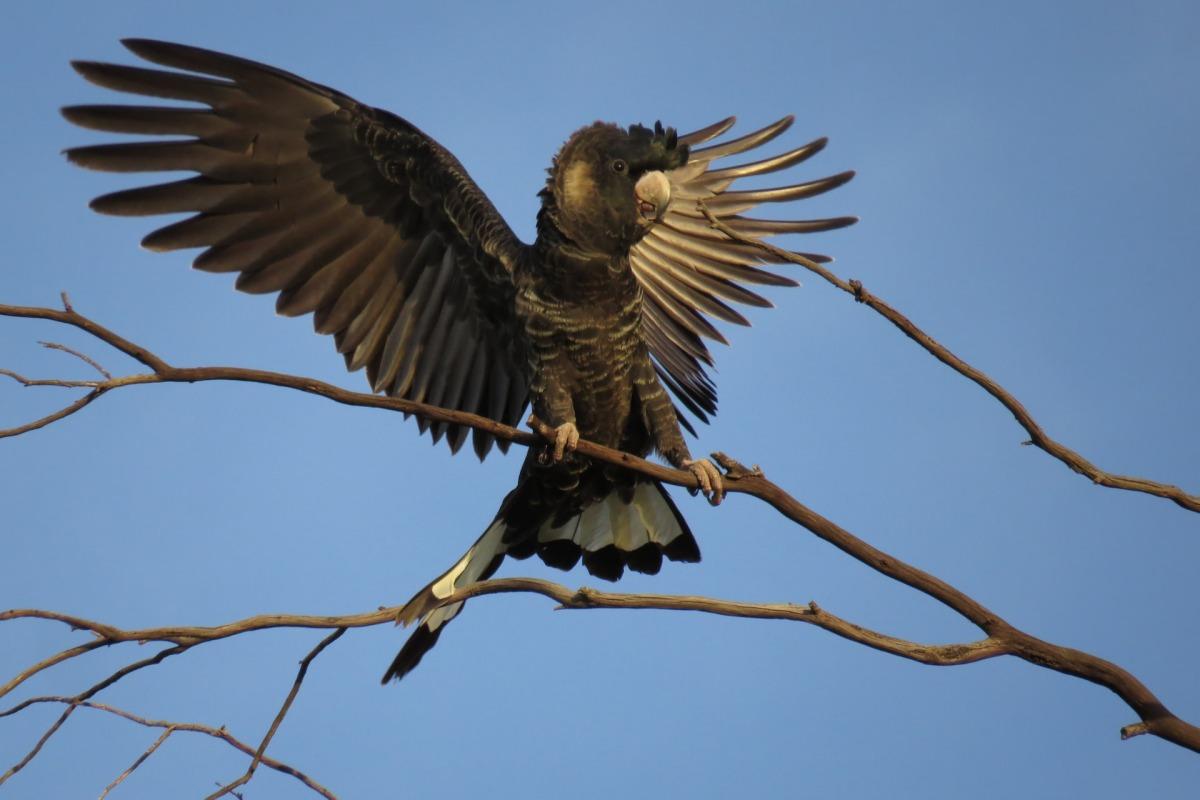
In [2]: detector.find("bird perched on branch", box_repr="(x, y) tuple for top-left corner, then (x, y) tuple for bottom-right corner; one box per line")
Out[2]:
(63, 39), (856, 682)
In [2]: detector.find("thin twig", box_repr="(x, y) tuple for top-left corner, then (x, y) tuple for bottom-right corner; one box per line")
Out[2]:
(207, 629), (345, 800)
(0, 386), (106, 438)
(2, 298), (169, 372)
(0, 639), (110, 700)
(696, 201), (1200, 514)
(0, 367), (102, 388)
(98, 726), (175, 799)
(38, 340), (112, 379)
(0, 300), (536, 445)
(1, 645), (186, 785)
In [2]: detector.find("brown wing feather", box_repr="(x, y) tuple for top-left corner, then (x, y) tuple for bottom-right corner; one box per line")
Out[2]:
(64, 39), (530, 459)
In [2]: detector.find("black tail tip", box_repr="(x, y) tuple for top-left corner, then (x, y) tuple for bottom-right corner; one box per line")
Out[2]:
(381, 622), (444, 685)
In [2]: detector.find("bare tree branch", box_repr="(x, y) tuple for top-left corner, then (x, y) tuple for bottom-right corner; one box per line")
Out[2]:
(0, 298), (540, 447)
(98, 725), (175, 800)
(1, 581), (1001, 682)
(5, 576), (1198, 754)
(208, 629), (345, 800)
(0, 381), (106, 438)
(37, 339), (112, 380)
(0, 634), (110, 699)
(695, 201), (1200, 514)
(14, 699), (336, 799)
(441, 577), (1006, 666)
(1, 644), (186, 785)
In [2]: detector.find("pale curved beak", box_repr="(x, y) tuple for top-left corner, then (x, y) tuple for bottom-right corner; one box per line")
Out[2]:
(634, 171), (671, 223)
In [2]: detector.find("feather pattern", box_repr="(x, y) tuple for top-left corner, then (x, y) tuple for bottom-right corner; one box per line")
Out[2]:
(630, 116), (856, 424)
(383, 478), (697, 682)
(64, 38), (529, 458)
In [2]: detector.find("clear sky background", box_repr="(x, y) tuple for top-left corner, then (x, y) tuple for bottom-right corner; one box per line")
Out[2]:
(3, 2), (1198, 798)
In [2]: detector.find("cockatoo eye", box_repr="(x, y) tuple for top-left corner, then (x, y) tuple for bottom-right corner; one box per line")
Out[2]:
(611, 159), (627, 174)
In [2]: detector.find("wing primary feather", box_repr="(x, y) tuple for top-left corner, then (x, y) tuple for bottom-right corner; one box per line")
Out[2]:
(705, 170), (857, 208)
(90, 176), (245, 217)
(376, 279), (432, 394)
(141, 211), (257, 252)
(66, 140), (230, 174)
(409, 256), (463, 407)
(701, 137), (829, 183)
(70, 60), (241, 105)
(387, 249), (456, 397)
(677, 116), (736, 146)
(338, 240), (422, 357)
(638, 277), (728, 345)
(427, 326), (475, 445)
(632, 255), (750, 327)
(454, 345), (490, 456)
(643, 232), (792, 289)
(654, 363), (712, 423)
(200, 186), (350, 261)
(195, 201), (354, 274)
(343, 277), (407, 376)
(502, 367), (529, 429)
(641, 303), (714, 365)
(727, 216), (859, 236)
(61, 104), (230, 137)
(688, 116), (795, 163)
(276, 223), (380, 317)
(663, 210), (849, 246)
(122, 38), (338, 111)
(638, 238), (772, 308)
(642, 319), (716, 391)
(315, 233), (405, 333)
(422, 307), (468, 412)
(652, 225), (797, 281)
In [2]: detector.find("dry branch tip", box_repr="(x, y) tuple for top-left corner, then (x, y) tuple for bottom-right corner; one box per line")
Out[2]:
(1121, 722), (1151, 740)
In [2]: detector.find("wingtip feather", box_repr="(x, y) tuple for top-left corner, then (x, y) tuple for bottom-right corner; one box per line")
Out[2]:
(121, 37), (189, 62)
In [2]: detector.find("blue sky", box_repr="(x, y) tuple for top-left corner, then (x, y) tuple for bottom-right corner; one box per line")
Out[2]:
(2, 2), (1198, 797)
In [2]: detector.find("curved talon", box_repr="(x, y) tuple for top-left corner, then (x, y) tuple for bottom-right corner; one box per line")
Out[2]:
(552, 421), (580, 462)
(683, 458), (725, 506)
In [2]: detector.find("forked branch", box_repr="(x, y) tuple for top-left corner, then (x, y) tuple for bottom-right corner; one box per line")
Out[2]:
(14, 698), (336, 799)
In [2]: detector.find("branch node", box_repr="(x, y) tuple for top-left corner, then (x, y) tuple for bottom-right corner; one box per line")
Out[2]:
(711, 451), (763, 480)
(570, 587), (596, 607)
(848, 279), (866, 302)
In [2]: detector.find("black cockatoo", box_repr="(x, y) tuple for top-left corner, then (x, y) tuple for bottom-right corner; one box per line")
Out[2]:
(63, 40), (856, 682)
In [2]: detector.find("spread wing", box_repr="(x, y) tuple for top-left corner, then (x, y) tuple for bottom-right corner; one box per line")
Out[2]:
(630, 116), (856, 426)
(63, 39), (529, 459)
